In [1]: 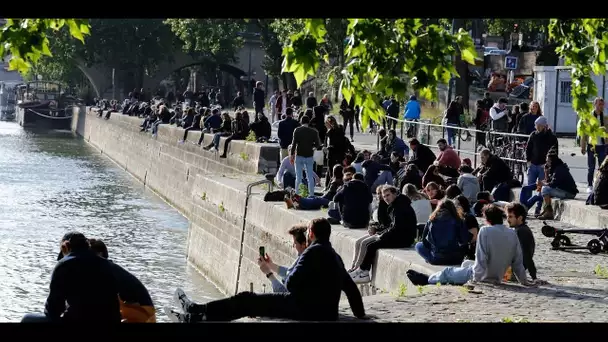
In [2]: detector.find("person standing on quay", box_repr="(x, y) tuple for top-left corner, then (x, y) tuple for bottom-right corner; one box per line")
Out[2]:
(290, 115), (322, 196)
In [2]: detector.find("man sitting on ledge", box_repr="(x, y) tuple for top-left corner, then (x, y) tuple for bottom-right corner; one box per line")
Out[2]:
(165, 218), (366, 322)
(350, 185), (417, 284)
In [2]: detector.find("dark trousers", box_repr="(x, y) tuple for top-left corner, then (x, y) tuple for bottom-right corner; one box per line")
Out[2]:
(255, 106), (264, 115)
(325, 158), (342, 189)
(438, 165), (460, 178)
(360, 238), (404, 271)
(587, 144), (607, 186)
(386, 115), (398, 131)
(197, 131), (206, 145)
(188, 292), (311, 322)
(343, 114), (354, 139)
(183, 126), (199, 141)
(222, 135), (244, 155)
(491, 182), (511, 202)
(282, 172), (296, 189)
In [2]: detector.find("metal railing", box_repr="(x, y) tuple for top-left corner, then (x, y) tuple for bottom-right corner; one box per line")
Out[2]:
(380, 116), (531, 183)
(234, 177), (274, 295)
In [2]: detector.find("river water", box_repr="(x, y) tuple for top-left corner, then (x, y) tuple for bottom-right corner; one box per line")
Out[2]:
(0, 121), (222, 322)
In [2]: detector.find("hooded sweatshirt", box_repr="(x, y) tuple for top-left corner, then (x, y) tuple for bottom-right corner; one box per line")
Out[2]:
(457, 173), (480, 204)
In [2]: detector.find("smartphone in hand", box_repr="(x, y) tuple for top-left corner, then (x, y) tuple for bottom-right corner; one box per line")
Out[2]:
(259, 246), (265, 259)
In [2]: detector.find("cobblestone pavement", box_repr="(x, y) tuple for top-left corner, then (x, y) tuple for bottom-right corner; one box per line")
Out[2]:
(240, 218), (608, 322)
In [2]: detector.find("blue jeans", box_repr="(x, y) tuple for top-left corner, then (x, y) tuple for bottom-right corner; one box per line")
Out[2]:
(298, 196), (330, 210)
(541, 186), (576, 200)
(520, 184), (542, 215)
(371, 171), (394, 193)
(428, 260), (475, 285)
(527, 163), (545, 186)
(415, 242), (463, 266)
(295, 156), (315, 196)
(21, 313), (52, 323)
(445, 123), (458, 146)
(151, 120), (163, 135)
(587, 144), (607, 186)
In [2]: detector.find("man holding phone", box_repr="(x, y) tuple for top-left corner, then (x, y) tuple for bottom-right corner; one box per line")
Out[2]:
(258, 225), (308, 293)
(166, 218), (366, 322)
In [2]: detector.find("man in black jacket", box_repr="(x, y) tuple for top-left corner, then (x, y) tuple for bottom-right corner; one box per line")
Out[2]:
(277, 108), (300, 159)
(350, 185), (417, 284)
(306, 92), (318, 109)
(21, 232), (122, 323)
(253, 81), (265, 115)
(407, 138), (436, 175)
(332, 175), (373, 228)
(89, 239), (156, 323)
(362, 154), (393, 193)
(475, 149), (514, 201)
(525, 116), (558, 186)
(167, 218), (366, 322)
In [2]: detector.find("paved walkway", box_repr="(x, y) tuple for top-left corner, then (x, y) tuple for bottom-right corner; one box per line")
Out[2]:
(239, 218), (608, 322)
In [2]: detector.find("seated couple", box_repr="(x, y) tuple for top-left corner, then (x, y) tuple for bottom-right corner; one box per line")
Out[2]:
(407, 203), (539, 287)
(165, 218), (366, 322)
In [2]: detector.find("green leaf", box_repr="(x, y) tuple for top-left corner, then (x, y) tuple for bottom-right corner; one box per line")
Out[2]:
(67, 20), (85, 43)
(461, 47), (476, 65)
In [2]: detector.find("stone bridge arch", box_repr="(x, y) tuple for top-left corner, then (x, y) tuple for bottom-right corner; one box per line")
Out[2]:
(80, 40), (268, 100)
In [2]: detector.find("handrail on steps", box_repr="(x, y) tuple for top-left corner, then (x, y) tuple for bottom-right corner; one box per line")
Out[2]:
(234, 174), (275, 295)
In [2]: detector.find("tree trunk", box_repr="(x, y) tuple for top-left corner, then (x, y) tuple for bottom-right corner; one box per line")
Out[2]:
(287, 72), (297, 90)
(272, 76), (280, 92)
(453, 19), (470, 112)
(281, 73), (288, 90)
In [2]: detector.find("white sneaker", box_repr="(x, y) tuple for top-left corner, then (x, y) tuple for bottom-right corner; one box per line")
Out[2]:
(587, 186), (593, 193)
(164, 307), (185, 323)
(351, 269), (371, 284)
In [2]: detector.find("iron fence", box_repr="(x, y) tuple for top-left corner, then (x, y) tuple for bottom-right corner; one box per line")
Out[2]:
(381, 116), (531, 184)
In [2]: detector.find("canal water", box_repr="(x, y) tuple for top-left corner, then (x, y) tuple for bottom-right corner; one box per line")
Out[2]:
(0, 121), (223, 322)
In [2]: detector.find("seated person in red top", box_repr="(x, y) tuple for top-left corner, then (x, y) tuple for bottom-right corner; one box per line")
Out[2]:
(435, 138), (461, 178)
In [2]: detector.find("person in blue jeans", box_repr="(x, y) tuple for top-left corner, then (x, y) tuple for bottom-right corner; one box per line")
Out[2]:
(290, 116), (322, 196)
(525, 116), (558, 186)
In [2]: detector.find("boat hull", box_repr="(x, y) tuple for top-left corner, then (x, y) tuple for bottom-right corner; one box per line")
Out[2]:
(16, 106), (72, 130)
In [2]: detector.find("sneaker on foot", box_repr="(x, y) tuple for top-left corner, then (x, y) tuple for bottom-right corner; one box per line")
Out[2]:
(352, 269), (371, 284)
(174, 288), (192, 313)
(164, 307), (187, 323)
(406, 269), (430, 286)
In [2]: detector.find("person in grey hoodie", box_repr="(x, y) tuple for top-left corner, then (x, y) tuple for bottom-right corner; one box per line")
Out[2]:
(457, 164), (480, 205)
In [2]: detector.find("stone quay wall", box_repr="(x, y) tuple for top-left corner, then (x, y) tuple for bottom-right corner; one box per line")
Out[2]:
(71, 107), (449, 297)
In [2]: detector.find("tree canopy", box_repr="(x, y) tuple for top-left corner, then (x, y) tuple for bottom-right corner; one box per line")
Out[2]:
(282, 19), (478, 128)
(0, 19), (90, 73)
(549, 19), (608, 140)
(2, 18), (608, 139)
(164, 19), (247, 64)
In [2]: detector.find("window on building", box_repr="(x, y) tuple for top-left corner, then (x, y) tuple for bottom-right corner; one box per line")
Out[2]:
(559, 81), (572, 103)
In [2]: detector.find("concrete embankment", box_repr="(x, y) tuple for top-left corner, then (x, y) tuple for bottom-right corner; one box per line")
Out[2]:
(71, 107), (450, 297)
(71, 107), (607, 303)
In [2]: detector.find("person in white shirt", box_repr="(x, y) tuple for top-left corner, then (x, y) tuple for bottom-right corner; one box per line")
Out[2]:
(275, 145), (320, 189)
(489, 97), (510, 133)
(402, 183), (432, 238)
